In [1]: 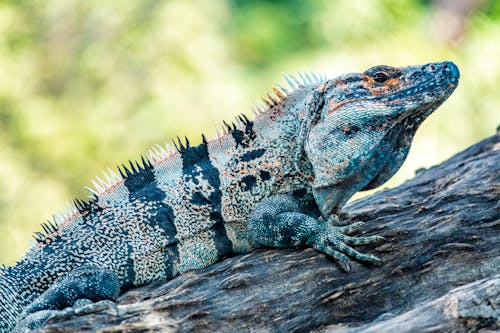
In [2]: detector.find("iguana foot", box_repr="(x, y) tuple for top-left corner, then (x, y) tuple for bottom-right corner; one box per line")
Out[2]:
(249, 194), (385, 271)
(312, 216), (384, 271)
(71, 298), (119, 316)
(14, 265), (120, 332)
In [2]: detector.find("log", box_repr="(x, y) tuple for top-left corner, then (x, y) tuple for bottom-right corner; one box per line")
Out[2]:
(324, 276), (499, 333)
(38, 130), (500, 333)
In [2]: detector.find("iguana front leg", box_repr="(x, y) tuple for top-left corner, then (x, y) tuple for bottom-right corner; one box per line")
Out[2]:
(248, 194), (383, 271)
(14, 265), (120, 332)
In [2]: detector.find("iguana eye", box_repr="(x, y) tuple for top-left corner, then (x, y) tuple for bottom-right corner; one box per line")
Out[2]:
(373, 72), (389, 83)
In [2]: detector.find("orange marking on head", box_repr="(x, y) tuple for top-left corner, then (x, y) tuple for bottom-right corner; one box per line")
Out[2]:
(385, 77), (400, 87)
(327, 100), (350, 115)
(363, 74), (401, 96)
(363, 74), (375, 85)
(364, 79), (402, 97)
(333, 79), (349, 89)
(318, 81), (328, 92)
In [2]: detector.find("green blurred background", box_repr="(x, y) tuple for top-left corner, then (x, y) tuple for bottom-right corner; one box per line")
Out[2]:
(0, 0), (499, 265)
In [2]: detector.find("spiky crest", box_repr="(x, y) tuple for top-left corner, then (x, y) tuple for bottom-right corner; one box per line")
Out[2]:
(27, 70), (326, 251)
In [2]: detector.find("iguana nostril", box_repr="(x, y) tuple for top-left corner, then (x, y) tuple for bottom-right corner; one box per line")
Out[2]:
(429, 64), (437, 71)
(442, 61), (460, 79)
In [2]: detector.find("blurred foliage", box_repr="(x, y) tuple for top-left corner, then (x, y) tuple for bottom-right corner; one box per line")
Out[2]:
(0, 0), (499, 264)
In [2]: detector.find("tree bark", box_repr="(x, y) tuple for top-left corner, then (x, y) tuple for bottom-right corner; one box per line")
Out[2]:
(39, 130), (500, 333)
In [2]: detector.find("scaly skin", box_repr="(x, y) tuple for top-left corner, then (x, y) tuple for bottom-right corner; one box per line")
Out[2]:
(0, 61), (459, 332)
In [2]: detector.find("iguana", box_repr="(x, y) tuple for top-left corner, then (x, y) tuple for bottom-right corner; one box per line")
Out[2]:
(0, 61), (459, 332)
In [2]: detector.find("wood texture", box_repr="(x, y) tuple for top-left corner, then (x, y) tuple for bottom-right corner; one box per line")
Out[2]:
(38, 130), (500, 333)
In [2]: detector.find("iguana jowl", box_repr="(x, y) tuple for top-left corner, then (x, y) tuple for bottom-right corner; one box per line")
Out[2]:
(0, 61), (459, 332)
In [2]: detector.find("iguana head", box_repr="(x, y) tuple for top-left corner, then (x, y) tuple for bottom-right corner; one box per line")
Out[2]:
(305, 61), (459, 217)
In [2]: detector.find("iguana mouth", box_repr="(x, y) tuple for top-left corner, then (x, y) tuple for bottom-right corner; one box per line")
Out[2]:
(383, 66), (459, 129)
